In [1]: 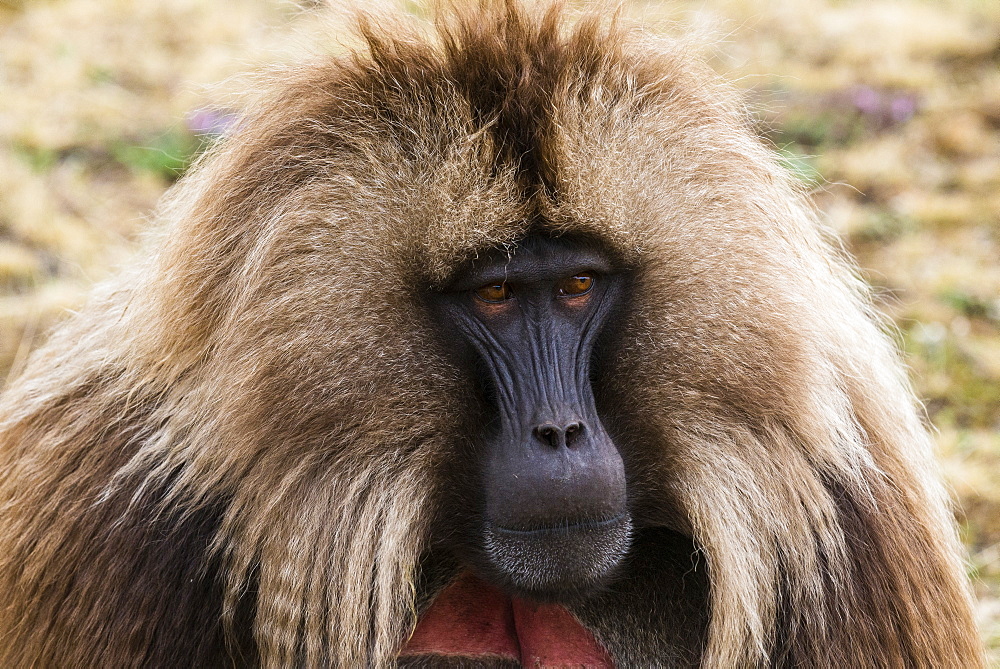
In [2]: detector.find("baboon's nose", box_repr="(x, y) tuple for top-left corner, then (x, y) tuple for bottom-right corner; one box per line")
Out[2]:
(533, 421), (585, 449)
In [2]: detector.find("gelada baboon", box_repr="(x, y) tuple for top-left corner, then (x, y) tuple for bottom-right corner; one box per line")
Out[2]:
(0, 1), (984, 667)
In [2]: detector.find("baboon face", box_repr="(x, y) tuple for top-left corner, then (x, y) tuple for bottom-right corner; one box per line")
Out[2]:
(432, 235), (631, 600)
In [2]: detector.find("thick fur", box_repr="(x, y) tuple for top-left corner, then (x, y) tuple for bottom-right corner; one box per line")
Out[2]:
(0, 2), (984, 667)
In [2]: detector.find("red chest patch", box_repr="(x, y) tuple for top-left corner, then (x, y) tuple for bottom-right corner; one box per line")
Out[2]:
(401, 572), (614, 668)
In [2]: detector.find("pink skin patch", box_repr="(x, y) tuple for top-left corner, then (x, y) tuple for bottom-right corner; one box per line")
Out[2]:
(401, 572), (614, 667)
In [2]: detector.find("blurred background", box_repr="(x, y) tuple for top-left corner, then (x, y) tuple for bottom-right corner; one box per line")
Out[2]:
(1, 0), (997, 660)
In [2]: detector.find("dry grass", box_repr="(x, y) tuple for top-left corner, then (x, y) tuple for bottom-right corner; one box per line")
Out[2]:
(1, 0), (998, 661)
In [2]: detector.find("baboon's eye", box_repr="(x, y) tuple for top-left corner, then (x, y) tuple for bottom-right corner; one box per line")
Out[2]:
(475, 282), (512, 303)
(557, 273), (595, 297)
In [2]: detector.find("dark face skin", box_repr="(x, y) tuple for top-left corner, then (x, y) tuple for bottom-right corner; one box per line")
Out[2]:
(433, 236), (631, 601)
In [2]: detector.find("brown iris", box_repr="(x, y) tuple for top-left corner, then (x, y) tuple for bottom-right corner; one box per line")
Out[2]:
(557, 272), (595, 297)
(475, 282), (512, 303)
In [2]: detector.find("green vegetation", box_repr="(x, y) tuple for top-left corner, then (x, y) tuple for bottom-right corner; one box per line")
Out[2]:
(1, 0), (998, 660)
(109, 127), (209, 181)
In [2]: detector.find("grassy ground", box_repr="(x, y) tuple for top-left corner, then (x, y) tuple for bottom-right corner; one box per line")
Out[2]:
(2, 0), (998, 660)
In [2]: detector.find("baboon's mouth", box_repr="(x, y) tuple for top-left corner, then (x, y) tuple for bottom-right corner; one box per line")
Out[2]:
(481, 513), (632, 600)
(399, 571), (613, 666)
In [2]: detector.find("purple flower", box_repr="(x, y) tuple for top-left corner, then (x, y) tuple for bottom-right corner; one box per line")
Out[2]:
(889, 95), (918, 123)
(851, 85), (881, 115)
(845, 85), (920, 129)
(186, 108), (240, 137)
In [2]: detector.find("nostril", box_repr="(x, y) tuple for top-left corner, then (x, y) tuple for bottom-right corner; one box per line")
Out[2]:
(535, 424), (560, 448)
(564, 422), (583, 447)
